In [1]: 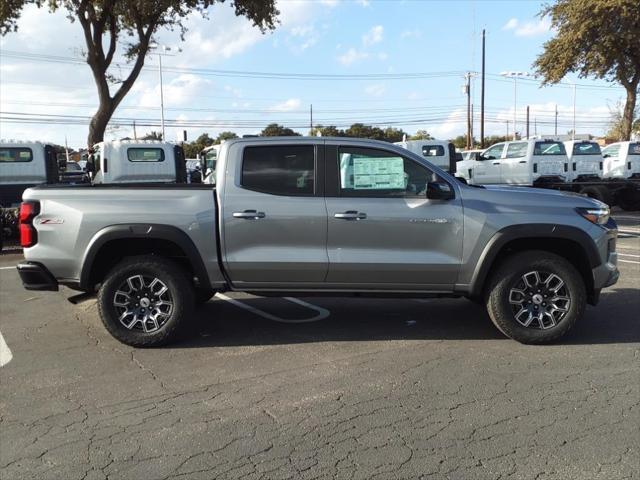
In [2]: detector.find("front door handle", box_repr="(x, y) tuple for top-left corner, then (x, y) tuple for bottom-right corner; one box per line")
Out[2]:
(492, 162), (501, 165)
(334, 211), (367, 220)
(233, 210), (266, 220)
(518, 160), (526, 163)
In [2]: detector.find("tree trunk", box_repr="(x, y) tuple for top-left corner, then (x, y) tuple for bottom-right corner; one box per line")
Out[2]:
(88, 98), (115, 147)
(622, 82), (638, 141)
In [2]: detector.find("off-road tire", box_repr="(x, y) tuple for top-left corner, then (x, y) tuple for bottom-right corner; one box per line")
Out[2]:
(97, 255), (194, 347)
(485, 250), (586, 344)
(580, 185), (613, 207)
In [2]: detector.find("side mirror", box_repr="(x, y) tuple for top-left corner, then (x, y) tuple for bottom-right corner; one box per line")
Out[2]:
(602, 153), (610, 159)
(426, 181), (454, 200)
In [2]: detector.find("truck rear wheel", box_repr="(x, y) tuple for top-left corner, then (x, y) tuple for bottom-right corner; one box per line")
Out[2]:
(580, 185), (613, 207)
(617, 188), (640, 211)
(97, 255), (194, 347)
(485, 251), (586, 344)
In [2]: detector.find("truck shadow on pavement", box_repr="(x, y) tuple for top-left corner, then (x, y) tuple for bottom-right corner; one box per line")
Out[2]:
(178, 287), (639, 348)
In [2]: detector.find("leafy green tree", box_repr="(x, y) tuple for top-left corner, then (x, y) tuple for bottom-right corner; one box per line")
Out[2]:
(410, 129), (433, 140)
(382, 127), (406, 143)
(215, 131), (239, 143)
(1, 1), (278, 146)
(606, 101), (639, 140)
(182, 133), (215, 157)
(309, 125), (344, 137)
(260, 123), (301, 137)
(483, 135), (508, 147)
(140, 131), (163, 141)
(450, 135), (478, 149)
(534, 0), (640, 140)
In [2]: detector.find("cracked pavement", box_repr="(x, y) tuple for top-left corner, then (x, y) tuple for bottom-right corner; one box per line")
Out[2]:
(1, 212), (639, 480)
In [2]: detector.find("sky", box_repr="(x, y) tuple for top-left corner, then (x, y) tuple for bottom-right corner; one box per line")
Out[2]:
(0, 0), (627, 149)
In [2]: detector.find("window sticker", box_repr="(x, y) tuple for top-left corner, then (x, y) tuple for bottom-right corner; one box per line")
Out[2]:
(352, 156), (405, 190)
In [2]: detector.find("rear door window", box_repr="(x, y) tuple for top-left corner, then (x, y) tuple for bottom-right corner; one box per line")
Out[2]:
(573, 142), (601, 155)
(628, 143), (640, 156)
(0, 147), (33, 162)
(506, 142), (528, 158)
(241, 145), (315, 196)
(534, 141), (566, 155)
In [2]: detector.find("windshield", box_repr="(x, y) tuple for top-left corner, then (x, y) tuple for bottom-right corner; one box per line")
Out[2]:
(572, 142), (601, 155)
(534, 141), (566, 155)
(629, 143), (640, 156)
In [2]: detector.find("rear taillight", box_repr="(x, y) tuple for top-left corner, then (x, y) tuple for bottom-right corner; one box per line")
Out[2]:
(19, 201), (40, 248)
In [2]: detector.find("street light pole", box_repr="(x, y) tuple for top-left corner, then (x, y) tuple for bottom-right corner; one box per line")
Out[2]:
(501, 71), (531, 141)
(572, 82), (576, 140)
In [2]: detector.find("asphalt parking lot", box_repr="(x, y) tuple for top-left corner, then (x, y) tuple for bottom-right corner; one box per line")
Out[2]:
(1, 212), (638, 480)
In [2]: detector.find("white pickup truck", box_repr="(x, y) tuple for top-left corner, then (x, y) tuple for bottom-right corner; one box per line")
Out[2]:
(456, 138), (640, 210)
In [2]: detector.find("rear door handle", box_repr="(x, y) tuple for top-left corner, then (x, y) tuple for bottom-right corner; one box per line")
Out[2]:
(334, 211), (367, 220)
(518, 160), (526, 163)
(492, 162), (501, 165)
(233, 210), (265, 220)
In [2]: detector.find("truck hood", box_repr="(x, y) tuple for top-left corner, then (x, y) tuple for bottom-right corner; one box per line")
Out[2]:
(471, 184), (606, 209)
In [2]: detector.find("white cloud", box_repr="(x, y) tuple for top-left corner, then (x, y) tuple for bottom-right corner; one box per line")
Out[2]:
(269, 98), (301, 112)
(503, 17), (552, 37)
(337, 48), (369, 66)
(430, 108), (466, 139)
(362, 25), (384, 46)
(138, 74), (212, 108)
(365, 84), (386, 97)
(357, 0), (371, 6)
(400, 29), (422, 39)
(319, 0), (339, 7)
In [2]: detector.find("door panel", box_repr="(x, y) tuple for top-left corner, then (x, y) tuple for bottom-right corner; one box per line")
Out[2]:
(325, 145), (463, 288)
(501, 142), (530, 184)
(474, 143), (504, 184)
(222, 143), (328, 285)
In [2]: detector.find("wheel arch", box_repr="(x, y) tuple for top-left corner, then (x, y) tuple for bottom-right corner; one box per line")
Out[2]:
(469, 224), (600, 304)
(80, 224), (210, 292)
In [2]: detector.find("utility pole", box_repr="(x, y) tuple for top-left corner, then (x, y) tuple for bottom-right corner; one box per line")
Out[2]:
(310, 104), (313, 132)
(480, 29), (485, 148)
(158, 53), (165, 141)
(554, 104), (558, 136)
(526, 105), (530, 138)
(133, 120), (137, 140)
(572, 83), (576, 140)
(470, 104), (474, 147)
(506, 120), (509, 138)
(535, 117), (537, 136)
(465, 72), (472, 149)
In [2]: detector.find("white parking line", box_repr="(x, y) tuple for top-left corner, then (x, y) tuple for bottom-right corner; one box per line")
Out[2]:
(0, 266), (16, 270)
(215, 293), (330, 324)
(619, 259), (640, 265)
(0, 331), (13, 367)
(619, 253), (640, 258)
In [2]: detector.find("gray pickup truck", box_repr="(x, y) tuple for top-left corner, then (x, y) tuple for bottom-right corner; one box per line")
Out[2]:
(16, 137), (619, 346)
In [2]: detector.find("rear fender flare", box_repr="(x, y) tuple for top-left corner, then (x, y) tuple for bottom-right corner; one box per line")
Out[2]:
(79, 224), (209, 290)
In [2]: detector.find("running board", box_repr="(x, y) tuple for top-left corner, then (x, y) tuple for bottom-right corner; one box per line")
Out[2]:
(67, 292), (96, 305)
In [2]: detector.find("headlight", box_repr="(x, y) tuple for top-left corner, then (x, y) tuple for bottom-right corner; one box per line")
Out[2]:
(576, 207), (610, 225)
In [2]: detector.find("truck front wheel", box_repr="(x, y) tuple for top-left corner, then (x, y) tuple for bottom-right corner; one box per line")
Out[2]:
(97, 255), (194, 347)
(485, 251), (586, 344)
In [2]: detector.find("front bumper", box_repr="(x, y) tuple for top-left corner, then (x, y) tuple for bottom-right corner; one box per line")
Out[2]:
(16, 262), (59, 291)
(589, 218), (619, 304)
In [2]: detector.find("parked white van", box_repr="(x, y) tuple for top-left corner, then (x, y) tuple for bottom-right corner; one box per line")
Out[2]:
(563, 140), (603, 182)
(601, 141), (640, 179)
(394, 139), (458, 174)
(456, 139), (568, 185)
(199, 144), (221, 184)
(89, 140), (187, 184)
